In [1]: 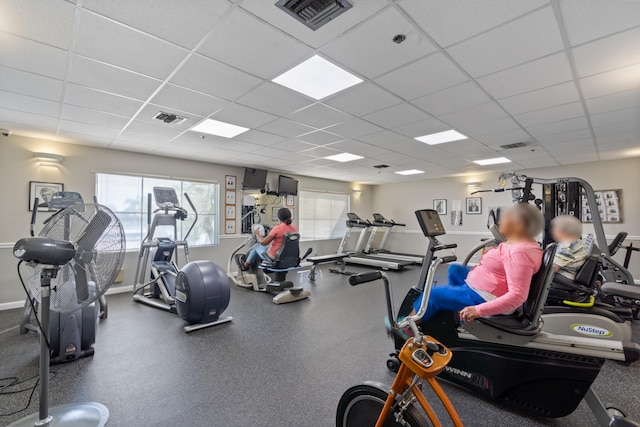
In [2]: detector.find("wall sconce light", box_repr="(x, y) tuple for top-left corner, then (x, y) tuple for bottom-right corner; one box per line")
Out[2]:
(466, 181), (482, 195)
(34, 152), (64, 166)
(352, 191), (362, 199)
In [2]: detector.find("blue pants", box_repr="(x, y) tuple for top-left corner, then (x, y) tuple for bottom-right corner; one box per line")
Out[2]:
(412, 264), (485, 323)
(245, 243), (269, 265)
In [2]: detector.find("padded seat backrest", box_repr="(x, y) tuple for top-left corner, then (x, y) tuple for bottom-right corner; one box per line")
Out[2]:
(574, 255), (600, 288)
(608, 232), (628, 256)
(274, 232), (300, 269)
(523, 243), (558, 323)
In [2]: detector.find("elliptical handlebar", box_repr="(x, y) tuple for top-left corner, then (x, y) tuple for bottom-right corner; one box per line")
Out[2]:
(29, 197), (39, 237)
(183, 193), (197, 241)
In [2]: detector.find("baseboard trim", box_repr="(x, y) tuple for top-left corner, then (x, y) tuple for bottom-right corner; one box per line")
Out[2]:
(0, 284), (132, 312)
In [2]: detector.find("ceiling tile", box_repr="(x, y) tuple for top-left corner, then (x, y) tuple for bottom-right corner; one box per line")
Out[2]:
(324, 82), (402, 116)
(236, 82), (313, 116)
(536, 127), (592, 143)
(0, 90), (60, 117)
(498, 82), (580, 115)
(477, 52), (573, 99)
(212, 104), (278, 128)
(0, 32), (68, 79)
(356, 130), (408, 146)
(526, 116), (589, 137)
(58, 119), (121, 139)
(170, 54), (262, 101)
(445, 6), (563, 77)
(0, 107), (58, 130)
(411, 81), (491, 116)
(82, 0), (231, 49)
(64, 83), (143, 116)
(514, 102), (585, 127)
(75, 11), (188, 80)
(592, 120), (640, 139)
(61, 104), (129, 129)
(150, 84), (228, 117)
(392, 118), (450, 138)
(362, 103), (431, 129)
(438, 102), (506, 128)
(258, 118), (316, 138)
(0, 65), (62, 101)
(398, 0), (549, 47)
(455, 116), (522, 139)
(238, 0), (388, 49)
(287, 104), (352, 129)
(233, 130), (286, 146)
(579, 62), (640, 99)
(272, 139), (317, 152)
(297, 146), (341, 158)
(0, 0), (76, 49)
(572, 27), (640, 78)
(324, 140), (387, 157)
(321, 7), (435, 79)
(253, 146), (290, 158)
(590, 107), (640, 127)
(296, 130), (344, 146)
(376, 53), (469, 101)
(585, 89), (640, 115)
(560, 0), (640, 46)
(198, 9), (313, 79)
(323, 118), (384, 139)
(474, 128), (532, 147)
(69, 55), (161, 100)
(117, 119), (187, 144)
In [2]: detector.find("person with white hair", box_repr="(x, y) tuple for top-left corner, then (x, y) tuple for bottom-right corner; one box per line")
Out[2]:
(388, 203), (544, 334)
(551, 215), (590, 280)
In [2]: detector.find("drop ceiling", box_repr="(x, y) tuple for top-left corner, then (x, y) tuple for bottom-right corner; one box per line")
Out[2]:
(0, 0), (639, 184)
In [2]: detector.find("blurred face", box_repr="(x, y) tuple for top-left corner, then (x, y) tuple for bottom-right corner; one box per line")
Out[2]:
(498, 207), (527, 238)
(550, 225), (571, 242)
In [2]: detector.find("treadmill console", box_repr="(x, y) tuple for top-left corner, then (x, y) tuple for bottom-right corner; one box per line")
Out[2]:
(415, 209), (446, 237)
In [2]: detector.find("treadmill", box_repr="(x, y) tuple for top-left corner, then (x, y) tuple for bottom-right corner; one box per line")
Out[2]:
(344, 213), (411, 271)
(364, 213), (424, 265)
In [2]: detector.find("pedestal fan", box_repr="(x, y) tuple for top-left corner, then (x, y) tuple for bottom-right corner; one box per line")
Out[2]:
(11, 203), (125, 427)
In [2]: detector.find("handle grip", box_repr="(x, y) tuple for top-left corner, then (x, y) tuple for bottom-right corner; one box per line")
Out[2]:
(432, 243), (457, 251)
(441, 255), (457, 264)
(349, 271), (383, 286)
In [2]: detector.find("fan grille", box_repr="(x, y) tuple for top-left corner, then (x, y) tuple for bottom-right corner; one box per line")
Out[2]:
(25, 204), (125, 313)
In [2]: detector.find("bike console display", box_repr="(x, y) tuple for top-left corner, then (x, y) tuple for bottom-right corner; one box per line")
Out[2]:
(415, 209), (446, 237)
(154, 187), (180, 208)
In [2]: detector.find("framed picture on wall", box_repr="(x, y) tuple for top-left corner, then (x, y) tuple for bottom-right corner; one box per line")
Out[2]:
(225, 175), (236, 190)
(225, 190), (236, 205)
(225, 205), (236, 219)
(582, 189), (622, 223)
(272, 207), (279, 222)
(286, 195), (294, 206)
(466, 197), (482, 215)
(29, 181), (63, 211)
(433, 199), (447, 215)
(225, 220), (236, 234)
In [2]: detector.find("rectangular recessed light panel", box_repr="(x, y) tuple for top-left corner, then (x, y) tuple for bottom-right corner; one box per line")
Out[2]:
(324, 152), (364, 162)
(415, 130), (467, 145)
(273, 55), (362, 100)
(473, 157), (512, 165)
(191, 118), (249, 138)
(395, 169), (425, 175)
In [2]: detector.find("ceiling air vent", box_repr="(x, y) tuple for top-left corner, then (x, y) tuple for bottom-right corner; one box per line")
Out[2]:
(373, 164), (389, 169)
(276, 0), (353, 31)
(499, 141), (537, 150)
(153, 111), (188, 125)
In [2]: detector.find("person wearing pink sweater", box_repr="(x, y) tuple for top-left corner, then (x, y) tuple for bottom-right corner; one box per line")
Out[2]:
(408, 203), (544, 326)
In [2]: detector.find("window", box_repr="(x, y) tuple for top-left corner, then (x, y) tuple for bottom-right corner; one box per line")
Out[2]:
(96, 173), (219, 249)
(298, 190), (350, 241)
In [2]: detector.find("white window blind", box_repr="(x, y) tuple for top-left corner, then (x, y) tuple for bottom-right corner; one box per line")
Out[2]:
(298, 190), (350, 241)
(96, 173), (219, 249)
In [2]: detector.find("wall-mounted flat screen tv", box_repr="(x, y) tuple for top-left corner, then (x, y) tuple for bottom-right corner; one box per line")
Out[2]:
(243, 168), (268, 190)
(278, 175), (298, 196)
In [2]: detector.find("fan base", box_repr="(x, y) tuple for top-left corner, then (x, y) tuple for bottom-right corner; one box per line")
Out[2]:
(7, 402), (108, 427)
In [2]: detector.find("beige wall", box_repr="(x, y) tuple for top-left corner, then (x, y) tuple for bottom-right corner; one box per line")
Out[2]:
(370, 157), (640, 278)
(0, 135), (371, 306)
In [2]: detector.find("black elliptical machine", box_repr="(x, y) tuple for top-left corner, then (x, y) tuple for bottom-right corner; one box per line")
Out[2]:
(384, 209), (640, 426)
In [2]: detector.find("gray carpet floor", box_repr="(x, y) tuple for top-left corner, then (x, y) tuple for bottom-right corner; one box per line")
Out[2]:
(0, 264), (639, 427)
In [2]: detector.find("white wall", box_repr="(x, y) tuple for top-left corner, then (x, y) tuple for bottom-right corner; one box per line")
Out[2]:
(0, 135), (371, 306)
(370, 157), (640, 277)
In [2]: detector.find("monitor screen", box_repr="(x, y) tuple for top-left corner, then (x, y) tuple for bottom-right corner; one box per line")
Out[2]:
(243, 168), (268, 190)
(414, 209), (446, 237)
(278, 175), (298, 196)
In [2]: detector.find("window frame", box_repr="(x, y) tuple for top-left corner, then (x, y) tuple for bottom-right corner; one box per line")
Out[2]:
(95, 172), (220, 250)
(298, 189), (350, 242)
